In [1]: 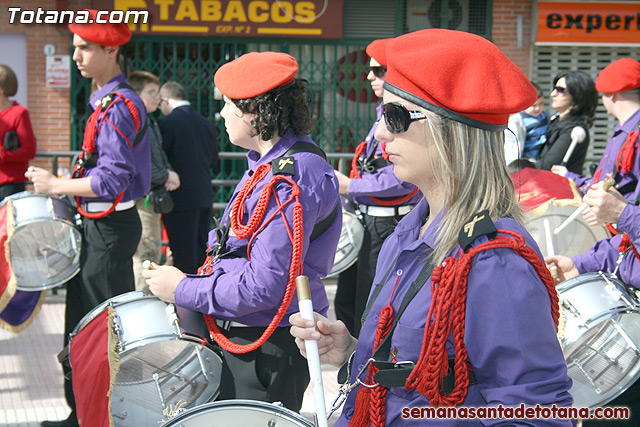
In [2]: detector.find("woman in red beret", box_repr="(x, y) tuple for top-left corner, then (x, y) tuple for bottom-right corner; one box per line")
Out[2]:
(537, 70), (598, 174)
(291, 29), (573, 426)
(145, 51), (341, 412)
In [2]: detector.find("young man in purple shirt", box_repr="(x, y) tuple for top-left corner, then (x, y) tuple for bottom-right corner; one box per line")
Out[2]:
(27, 11), (150, 427)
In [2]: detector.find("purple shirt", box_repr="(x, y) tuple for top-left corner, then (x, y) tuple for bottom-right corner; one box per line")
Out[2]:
(335, 199), (573, 426)
(82, 74), (151, 204)
(175, 131), (341, 326)
(572, 204), (640, 288)
(566, 108), (640, 201)
(348, 105), (422, 205)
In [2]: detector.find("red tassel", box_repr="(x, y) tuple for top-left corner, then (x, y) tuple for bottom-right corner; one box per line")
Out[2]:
(347, 386), (371, 427)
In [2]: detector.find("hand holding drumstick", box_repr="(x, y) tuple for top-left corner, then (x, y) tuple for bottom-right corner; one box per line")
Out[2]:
(141, 260), (186, 304)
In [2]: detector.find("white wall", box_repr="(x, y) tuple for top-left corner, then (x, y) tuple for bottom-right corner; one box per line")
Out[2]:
(0, 33), (28, 107)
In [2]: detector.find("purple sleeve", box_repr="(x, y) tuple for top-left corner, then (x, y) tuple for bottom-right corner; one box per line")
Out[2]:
(86, 100), (148, 199)
(174, 166), (337, 325)
(464, 248), (574, 422)
(618, 204), (640, 244)
(348, 164), (416, 198)
(565, 171), (589, 188)
(572, 234), (623, 275)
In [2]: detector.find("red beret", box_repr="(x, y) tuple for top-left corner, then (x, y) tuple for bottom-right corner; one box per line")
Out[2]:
(214, 52), (298, 99)
(365, 38), (392, 67)
(68, 10), (131, 47)
(595, 58), (640, 93)
(384, 29), (537, 131)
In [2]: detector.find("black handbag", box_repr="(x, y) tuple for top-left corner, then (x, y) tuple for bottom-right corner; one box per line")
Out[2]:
(147, 186), (174, 214)
(3, 130), (20, 151)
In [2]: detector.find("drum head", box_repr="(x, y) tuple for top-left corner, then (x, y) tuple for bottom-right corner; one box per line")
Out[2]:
(557, 273), (640, 408)
(5, 192), (81, 291)
(524, 205), (608, 258)
(160, 399), (315, 426)
(326, 211), (364, 278)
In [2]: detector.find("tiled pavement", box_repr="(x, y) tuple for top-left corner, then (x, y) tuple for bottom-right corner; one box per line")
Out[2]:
(0, 281), (342, 426)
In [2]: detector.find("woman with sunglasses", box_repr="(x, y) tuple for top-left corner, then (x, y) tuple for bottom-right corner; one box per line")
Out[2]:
(290, 29), (573, 426)
(537, 71), (597, 174)
(333, 38), (420, 337)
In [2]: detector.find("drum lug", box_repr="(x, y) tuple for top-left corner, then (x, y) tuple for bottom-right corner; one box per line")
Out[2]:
(166, 304), (180, 330)
(110, 306), (124, 352)
(46, 197), (55, 215)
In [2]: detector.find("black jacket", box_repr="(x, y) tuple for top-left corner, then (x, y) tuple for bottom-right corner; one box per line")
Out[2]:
(158, 105), (219, 210)
(537, 114), (590, 175)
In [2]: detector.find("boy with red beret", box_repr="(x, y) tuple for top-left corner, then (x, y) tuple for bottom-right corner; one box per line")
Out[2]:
(553, 58), (640, 207)
(333, 38), (420, 337)
(27, 10), (150, 427)
(144, 51), (341, 412)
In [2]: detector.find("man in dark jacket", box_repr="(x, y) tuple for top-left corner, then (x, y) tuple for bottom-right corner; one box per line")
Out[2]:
(129, 71), (180, 289)
(159, 81), (219, 274)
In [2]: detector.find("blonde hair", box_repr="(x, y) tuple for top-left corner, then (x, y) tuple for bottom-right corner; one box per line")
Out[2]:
(421, 108), (524, 266)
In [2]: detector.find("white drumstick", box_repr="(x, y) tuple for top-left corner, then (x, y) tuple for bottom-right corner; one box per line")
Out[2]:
(554, 178), (615, 235)
(560, 127), (587, 166)
(543, 219), (560, 282)
(296, 276), (328, 427)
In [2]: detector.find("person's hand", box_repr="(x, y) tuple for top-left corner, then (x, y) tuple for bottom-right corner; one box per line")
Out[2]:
(334, 170), (351, 195)
(551, 165), (568, 177)
(142, 264), (186, 304)
(289, 312), (356, 367)
(582, 183), (627, 225)
(581, 206), (601, 227)
(165, 170), (181, 191)
(545, 255), (579, 284)
(25, 167), (59, 195)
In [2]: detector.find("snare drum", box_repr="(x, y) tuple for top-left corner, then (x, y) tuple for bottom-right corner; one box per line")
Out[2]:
(160, 399), (314, 426)
(557, 272), (640, 408)
(71, 291), (222, 426)
(326, 196), (364, 278)
(524, 204), (609, 258)
(0, 191), (81, 291)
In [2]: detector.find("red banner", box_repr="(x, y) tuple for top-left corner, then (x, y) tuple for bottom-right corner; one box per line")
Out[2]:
(511, 168), (580, 212)
(71, 307), (119, 427)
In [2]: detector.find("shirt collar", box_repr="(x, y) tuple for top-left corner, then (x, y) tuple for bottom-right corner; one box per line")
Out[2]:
(246, 130), (308, 171)
(170, 100), (191, 112)
(617, 107), (640, 134)
(90, 74), (127, 109)
(393, 198), (443, 250)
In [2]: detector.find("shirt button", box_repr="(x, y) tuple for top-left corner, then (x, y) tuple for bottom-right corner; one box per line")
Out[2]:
(373, 314), (379, 321)
(396, 269), (403, 276)
(357, 364), (364, 371)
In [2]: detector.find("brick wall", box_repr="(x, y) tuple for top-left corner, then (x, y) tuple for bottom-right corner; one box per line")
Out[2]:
(492, 0), (534, 77)
(1, 0), (89, 171)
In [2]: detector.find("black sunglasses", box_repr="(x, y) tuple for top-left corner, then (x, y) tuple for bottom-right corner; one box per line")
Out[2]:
(553, 86), (568, 95)
(368, 66), (387, 78)
(381, 102), (427, 134)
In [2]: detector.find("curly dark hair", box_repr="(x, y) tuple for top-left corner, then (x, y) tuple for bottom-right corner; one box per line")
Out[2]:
(232, 79), (313, 141)
(553, 70), (598, 128)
